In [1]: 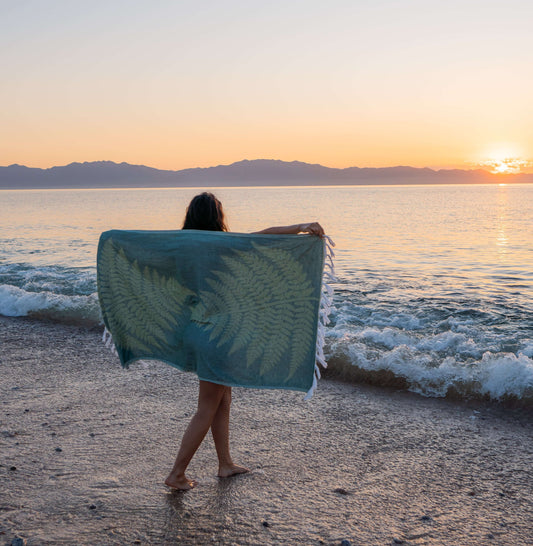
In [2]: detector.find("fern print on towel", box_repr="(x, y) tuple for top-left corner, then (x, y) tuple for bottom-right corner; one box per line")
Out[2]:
(97, 229), (325, 392)
(194, 244), (316, 380)
(98, 238), (194, 360)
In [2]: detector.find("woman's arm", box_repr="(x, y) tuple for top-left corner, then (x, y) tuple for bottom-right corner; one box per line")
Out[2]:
(253, 222), (324, 237)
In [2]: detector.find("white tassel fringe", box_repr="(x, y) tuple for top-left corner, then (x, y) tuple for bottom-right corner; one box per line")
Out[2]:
(102, 326), (118, 356)
(305, 235), (336, 400)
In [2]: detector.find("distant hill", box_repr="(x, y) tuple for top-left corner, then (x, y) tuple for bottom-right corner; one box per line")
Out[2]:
(1, 159), (532, 189)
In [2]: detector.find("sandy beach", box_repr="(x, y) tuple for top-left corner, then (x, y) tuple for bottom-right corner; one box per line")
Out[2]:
(1, 316), (532, 545)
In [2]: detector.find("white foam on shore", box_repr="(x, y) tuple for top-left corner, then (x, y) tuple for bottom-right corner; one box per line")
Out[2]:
(2, 271), (532, 402)
(355, 326), (483, 358)
(328, 333), (533, 401)
(477, 351), (533, 399)
(0, 284), (101, 325)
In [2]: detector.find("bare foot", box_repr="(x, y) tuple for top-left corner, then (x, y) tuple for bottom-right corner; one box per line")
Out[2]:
(218, 464), (250, 478)
(164, 474), (198, 490)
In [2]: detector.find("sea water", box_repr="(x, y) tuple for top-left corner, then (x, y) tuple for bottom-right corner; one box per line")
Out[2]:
(1, 184), (532, 403)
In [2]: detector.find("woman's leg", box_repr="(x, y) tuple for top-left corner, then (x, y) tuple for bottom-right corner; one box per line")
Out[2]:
(165, 381), (227, 490)
(210, 387), (249, 478)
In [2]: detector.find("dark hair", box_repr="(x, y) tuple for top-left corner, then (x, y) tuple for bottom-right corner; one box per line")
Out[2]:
(182, 192), (228, 232)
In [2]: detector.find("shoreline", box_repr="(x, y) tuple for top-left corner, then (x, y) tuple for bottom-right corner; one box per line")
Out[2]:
(1, 316), (532, 545)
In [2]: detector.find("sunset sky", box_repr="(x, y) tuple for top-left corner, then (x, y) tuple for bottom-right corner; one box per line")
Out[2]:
(1, 0), (532, 172)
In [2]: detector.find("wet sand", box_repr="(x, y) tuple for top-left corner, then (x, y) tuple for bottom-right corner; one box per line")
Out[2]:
(1, 316), (532, 545)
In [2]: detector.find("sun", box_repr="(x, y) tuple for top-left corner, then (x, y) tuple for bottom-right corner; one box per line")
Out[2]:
(486, 157), (526, 174)
(477, 149), (530, 174)
(487, 158), (520, 174)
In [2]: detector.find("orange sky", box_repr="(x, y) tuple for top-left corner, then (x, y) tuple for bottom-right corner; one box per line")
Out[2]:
(1, 1), (532, 172)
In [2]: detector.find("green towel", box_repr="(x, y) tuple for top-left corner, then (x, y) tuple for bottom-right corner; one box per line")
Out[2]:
(97, 230), (332, 396)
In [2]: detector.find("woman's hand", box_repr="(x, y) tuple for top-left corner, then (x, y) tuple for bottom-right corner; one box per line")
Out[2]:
(299, 222), (324, 237)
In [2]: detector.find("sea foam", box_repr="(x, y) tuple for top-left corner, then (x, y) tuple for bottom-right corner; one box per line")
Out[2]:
(327, 331), (533, 403)
(0, 284), (101, 326)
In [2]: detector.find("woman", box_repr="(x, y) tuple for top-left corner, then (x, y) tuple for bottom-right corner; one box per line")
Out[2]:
(165, 192), (324, 490)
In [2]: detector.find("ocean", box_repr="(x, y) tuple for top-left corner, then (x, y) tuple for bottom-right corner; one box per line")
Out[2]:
(1, 184), (532, 403)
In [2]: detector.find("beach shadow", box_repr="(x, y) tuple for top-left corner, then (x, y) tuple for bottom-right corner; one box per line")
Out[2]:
(165, 489), (187, 512)
(162, 475), (248, 541)
(162, 488), (197, 542)
(210, 475), (244, 509)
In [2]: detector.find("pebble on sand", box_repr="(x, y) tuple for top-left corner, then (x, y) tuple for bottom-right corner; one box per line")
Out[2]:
(334, 487), (349, 495)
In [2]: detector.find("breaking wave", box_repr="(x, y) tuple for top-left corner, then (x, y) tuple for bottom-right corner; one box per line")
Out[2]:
(0, 284), (101, 326)
(1, 262), (532, 404)
(325, 298), (533, 404)
(0, 263), (101, 326)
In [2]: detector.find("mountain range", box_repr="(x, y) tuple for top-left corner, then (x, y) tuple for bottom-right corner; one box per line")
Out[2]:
(1, 159), (532, 189)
